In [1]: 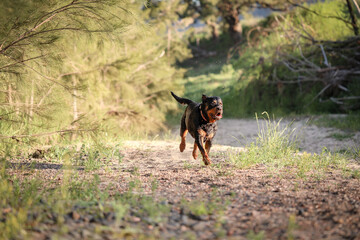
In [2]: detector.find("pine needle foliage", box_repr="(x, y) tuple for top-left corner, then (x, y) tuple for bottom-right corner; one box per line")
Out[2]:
(0, 0), (187, 150)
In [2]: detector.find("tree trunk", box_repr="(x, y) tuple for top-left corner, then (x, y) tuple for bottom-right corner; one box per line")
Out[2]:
(346, 0), (359, 35)
(167, 27), (171, 57)
(227, 8), (242, 42)
(72, 76), (78, 122)
(351, 0), (360, 14)
(71, 75), (78, 141)
(230, 20), (242, 43)
(29, 78), (34, 119)
(15, 99), (19, 115)
(206, 20), (219, 41)
(124, 41), (127, 57)
(8, 83), (13, 106)
(167, 0), (173, 57)
(218, 1), (242, 42)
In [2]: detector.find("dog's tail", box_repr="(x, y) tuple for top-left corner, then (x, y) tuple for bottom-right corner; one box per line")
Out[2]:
(171, 92), (194, 105)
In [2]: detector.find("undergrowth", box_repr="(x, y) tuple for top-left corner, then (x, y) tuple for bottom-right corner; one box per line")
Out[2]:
(1, 112), (358, 239)
(0, 139), (232, 239)
(180, 0), (359, 118)
(313, 113), (360, 131)
(228, 112), (353, 179)
(0, 157), (169, 239)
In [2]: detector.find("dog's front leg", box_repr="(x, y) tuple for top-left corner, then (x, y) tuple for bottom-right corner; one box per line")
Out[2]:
(205, 139), (212, 154)
(195, 130), (211, 165)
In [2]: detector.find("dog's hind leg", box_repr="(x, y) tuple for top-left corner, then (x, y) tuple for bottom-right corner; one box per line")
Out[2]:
(179, 113), (187, 152)
(192, 142), (198, 159)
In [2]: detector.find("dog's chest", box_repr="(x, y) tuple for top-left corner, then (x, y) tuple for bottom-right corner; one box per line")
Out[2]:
(200, 123), (217, 140)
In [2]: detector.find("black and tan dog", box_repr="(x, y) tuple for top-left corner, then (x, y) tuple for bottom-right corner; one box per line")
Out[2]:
(171, 92), (223, 165)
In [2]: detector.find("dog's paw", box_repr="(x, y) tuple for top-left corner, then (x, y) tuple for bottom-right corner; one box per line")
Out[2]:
(180, 142), (186, 152)
(192, 150), (198, 159)
(202, 156), (211, 165)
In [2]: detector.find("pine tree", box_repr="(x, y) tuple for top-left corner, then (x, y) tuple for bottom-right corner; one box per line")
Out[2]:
(0, 0), (187, 145)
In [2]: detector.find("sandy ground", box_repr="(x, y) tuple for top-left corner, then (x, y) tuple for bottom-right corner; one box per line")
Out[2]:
(117, 119), (360, 239)
(171, 117), (360, 154)
(6, 117), (360, 239)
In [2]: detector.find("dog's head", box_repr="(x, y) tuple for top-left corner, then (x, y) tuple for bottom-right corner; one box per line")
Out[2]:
(201, 94), (223, 123)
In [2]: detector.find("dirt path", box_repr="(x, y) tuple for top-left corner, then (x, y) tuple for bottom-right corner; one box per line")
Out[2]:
(118, 136), (360, 239)
(115, 118), (360, 239)
(122, 117), (360, 173)
(169, 117), (360, 154)
(7, 118), (360, 239)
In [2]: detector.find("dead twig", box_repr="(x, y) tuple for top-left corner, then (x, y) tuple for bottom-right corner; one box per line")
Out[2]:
(319, 44), (329, 67)
(0, 127), (99, 140)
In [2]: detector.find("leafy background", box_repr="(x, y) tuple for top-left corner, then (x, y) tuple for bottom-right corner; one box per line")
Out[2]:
(0, 0), (359, 146)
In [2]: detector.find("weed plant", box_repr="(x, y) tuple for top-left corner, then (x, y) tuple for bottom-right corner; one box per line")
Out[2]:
(0, 137), (171, 239)
(314, 113), (360, 131)
(0, 159), (170, 239)
(0, 166), (40, 239)
(180, 189), (230, 220)
(228, 112), (350, 179)
(247, 230), (265, 240)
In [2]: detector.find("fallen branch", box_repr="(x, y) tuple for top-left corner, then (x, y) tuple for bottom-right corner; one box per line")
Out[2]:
(305, 84), (331, 107)
(319, 44), (329, 67)
(0, 128), (99, 140)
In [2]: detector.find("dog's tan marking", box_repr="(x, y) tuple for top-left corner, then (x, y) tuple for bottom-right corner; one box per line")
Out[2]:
(205, 141), (211, 153)
(197, 129), (206, 137)
(206, 108), (218, 123)
(192, 142), (198, 159)
(202, 152), (211, 165)
(180, 129), (188, 152)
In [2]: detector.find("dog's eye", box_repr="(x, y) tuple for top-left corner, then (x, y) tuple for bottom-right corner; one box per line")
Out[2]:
(212, 100), (217, 105)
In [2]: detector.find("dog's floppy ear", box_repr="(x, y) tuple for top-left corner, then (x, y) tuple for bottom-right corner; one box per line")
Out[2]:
(202, 94), (207, 102)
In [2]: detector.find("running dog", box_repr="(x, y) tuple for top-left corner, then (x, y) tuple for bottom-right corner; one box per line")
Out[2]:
(171, 92), (223, 165)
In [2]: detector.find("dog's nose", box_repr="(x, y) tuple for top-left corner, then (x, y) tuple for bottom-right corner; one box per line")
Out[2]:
(217, 106), (222, 111)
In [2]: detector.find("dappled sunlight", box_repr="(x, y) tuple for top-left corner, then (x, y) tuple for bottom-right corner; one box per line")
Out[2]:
(1, 0), (359, 239)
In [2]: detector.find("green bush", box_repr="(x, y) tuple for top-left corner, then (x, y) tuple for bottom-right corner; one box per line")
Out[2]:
(221, 0), (358, 117)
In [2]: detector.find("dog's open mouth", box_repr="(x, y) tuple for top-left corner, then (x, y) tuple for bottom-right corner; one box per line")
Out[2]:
(216, 112), (222, 119)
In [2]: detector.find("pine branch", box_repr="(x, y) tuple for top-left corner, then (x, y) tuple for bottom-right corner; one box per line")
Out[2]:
(0, 1), (112, 54)
(36, 84), (56, 108)
(4, 54), (71, 91)
(0, 128), (99, 140)
(0, 55), (46, 71)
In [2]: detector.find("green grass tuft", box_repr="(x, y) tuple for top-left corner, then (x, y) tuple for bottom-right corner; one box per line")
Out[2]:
(228, 112), (350, 179)
(314, 113), (360, 131)
(247, 230), (265, 240)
